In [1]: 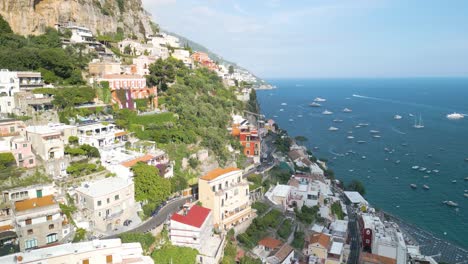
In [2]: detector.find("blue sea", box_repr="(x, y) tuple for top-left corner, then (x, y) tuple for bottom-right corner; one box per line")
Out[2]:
(257, 78), (468, 248)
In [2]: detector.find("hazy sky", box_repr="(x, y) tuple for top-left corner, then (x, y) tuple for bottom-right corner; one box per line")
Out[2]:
(142, 0), (468, 78)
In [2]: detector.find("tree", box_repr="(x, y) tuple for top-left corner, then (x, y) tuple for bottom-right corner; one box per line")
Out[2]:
(228, 65), (234, 75)
(132, 163), (171, 204)
(146, 57), (188, 92)
(124, 45), (132, 55)
(294, 135), (308, 144)
(0, 15), (12, 35)
(151, 244), (198, 264)
(346, 180), (366, 196)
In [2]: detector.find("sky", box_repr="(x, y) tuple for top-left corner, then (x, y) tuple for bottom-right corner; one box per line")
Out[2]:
(141, 0), (468, 78)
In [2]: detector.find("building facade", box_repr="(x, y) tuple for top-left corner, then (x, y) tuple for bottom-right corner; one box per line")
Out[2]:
(26, 124), (77, 161)
(198, 168), (252, 230)
(77, 122), (126, 148)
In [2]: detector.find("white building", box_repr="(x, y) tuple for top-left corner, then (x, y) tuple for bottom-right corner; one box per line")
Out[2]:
(133, 56), (157, 76)
(0, 69), (20, 113)
(170, 205), (224, 264)
(266, 243), (295, 264)
(344, 191), (368, 206)
(265, 184), (291, 210)
(75, 177), (137, 233)
(26, 123), (77, 161)
(69, 25), (94, 43)
(119, 39), (153, 56)
(150, 33), (180, 48)
(329, 220), (348, 240)
(172, 49), (193, 68)
(77, 122), (126, 148)
(0, 238), (154, 264)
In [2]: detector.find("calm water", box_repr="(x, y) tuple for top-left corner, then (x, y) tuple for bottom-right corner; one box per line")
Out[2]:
(257, 78), (468, 248)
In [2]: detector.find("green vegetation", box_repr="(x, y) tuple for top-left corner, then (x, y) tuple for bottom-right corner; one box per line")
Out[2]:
(294, 135), (308, 144)
(1, 170), (52, 191)
(247, 173), (262, 190)
(146, 57), (189, 92)
(151, 244), (198, 264)
(96, 81), (112, 104)
(73, 228), (87, 242)
(274, 132), (292, 154)
(295, 205), (320, 224)
(132, 163), (171, 216)
(291, 231), (305, 249)
(0, 153), (16, 170)
(68, 136), (79, 145)
(331, 201), (344, 220)
(119, 233), (155, 252)
(269, 165), (292, 184)
(251, 201), (269, 215)
(346, 179), (366, 196)
(66, 161), (104, 177)
(0, 19), (93, 84)
(65, 144), (100, 158)
(237, 209), (283, 249)
(277, 219), (293, 239)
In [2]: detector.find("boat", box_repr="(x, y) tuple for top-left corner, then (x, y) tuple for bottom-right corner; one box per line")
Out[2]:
(355, 125), (362, 128)
(394, 115), (402, 120)
(412, 166), (419, 170)
(362, 156), (366, 159)
(464, 177), (468, 181)
(447, 112), (464, 120)
(279, 109), (284, 112)
(423, 185), (430, 190)
(409, 113), (414, 117)
(333, 119), (344, 123)
(373, 135), (381, 138)
(358, 123), (369, 127)
(281, 102), (287, 106)
(464, 193), (468, 198)
(289, 119), (294, 122)
(452, 180), (457, 183)
(347, 136), (355, 139)
(328, 126), (339, 131)
(410, 184), (417, 189)
(423, 175), (429, 178)
(297, 115), (303, 117)
(413, 114), (424, 129)
(395, 160), (401, 164)
(443, 201), (459, 207)
(322, 110), (333, 115)
(343, 108), (352, 113)
(357, 140), (367, 144)
(419, 167), (426, 172)
(465, 158), (468, 162)
(309, 102), (321, 107)
(314, 97), (327, 102)
(370, 130), (380, 134)
(433, 169), (439, 173)
(348, 131), (353, 134)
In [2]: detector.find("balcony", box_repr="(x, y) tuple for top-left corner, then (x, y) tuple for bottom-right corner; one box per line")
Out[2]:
(215, 181), (248, 196)
(104, 210), (123, 220)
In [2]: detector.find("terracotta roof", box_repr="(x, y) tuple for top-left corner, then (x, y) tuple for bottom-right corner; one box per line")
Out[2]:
(309, 233), (331, 249)
(360, 252), (397, 264)
(102, 74), (144, 79)
(0, 225), (13, 231)
(115, 131), (128, 137)
(274, 244), (294, 262)
(200, 167), (240, 181)
(170, 205), (211, 228)
(258, 237), (282, 249)
(236, 248), (245, 262)
(121, 154), (155, 168)
(14, 195), (56, 212)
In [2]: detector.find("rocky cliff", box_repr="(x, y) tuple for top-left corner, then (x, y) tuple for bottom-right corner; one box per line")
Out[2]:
(0, 0), (154, 38)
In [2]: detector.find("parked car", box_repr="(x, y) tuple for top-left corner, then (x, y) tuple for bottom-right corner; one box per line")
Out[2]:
(123, 219), (132, 226)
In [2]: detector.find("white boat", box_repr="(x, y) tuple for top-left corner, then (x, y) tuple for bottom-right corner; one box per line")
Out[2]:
(370, 130), (380, 134)
(309, 102), (321, 107)
(409, 113), (414, 117)
(447, 112), (464, 120)
(419, 167), (426, 172)
(423, 185), (430, 190)
(443, 201), (458, 207)
(394, 115), (402, 120)
(362, 156), (366, 159)
(355, 125), (361, 128)
(333, 119), (344, 123)
(464, 193), (468, 198)
(373, 135), (381, 138)
(322, 110), (333, 115)
(314, 97), (327, 102)
(464, 177), (468, 181)
(423, 175), (429, 178)
(329, 126), (339, 131)
(433, 169), (439, 173)
(343, 108), (352, 113)
(412, 166), (419, 170)
(452, 180), (457, 183)
(358, 123), (369, 127)
(413, 114), (424, 129)
(289, 119), (294, 122)
(279, 109), (284, 112)
(357, 140), (367, 144)
(348, 131), (353, 134)
(347, 136), (355, 139)
(395, 160), (401, 164)
(410, 184), (417, 189)
(281, 102), (287, 106)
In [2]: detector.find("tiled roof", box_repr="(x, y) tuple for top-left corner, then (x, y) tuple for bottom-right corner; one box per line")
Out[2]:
(200, 167), (240, 181)
(115, 131), (128, 137)
(258, 237), (282, 249)
(102, 74), (144, 79)
(14, 195), (56, 212)
(171, 205), (211, 228)
(309, 233), (331, 249)
(274, 244), (294, 262)
(0, 225), (13, 231)
(360, 252), (397, 264)
(121, 154), (155, 168)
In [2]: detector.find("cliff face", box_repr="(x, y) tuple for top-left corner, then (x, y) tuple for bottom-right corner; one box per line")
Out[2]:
(0, 0), (153, 38)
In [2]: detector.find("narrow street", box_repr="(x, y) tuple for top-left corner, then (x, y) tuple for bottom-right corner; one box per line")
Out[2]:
(347, 205), (360, 264)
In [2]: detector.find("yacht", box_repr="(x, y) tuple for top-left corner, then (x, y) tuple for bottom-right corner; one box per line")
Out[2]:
(447, 112), (464, 120)
(395, 160), (401, 164)
(347, 136), (355, 139)
(309, 102), (321, 107)
(394, 115), (402, 120)
(355, 125), (362, 128)
(328, 126), (339, 131)
(370, 130), (380, 134)
(409, 113), (414, 117)
(423, 175), (430, 178)
(362, 156), (367, 159)
(281, 102), (287, 106)
(314, 97), (327, 102)
(464, 177), (468, 181)
(419, 167), (426, 172)
(433, 170), (439, 173)
(279, 109), (284, 112)
(343, 108), (352, 113)
(333, 119), (344, 123)
(322, 110), (333, 115)
(373, 135), (381, 138)
(443, 201), (458, 207)
(410, 184), (417, 189)
(464, 193), (468, 198)
(423, 185), (430, 190)
(412, 166), (419, 170)
(413, 114), (424, 129)
(452, 180), (457, 183)
(358, 123), (369, 127)
(289, 119), (294, 122)
(357, 140), (367, 144)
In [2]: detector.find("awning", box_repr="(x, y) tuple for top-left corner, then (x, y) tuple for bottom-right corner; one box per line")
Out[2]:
(0, 231), (17, 240)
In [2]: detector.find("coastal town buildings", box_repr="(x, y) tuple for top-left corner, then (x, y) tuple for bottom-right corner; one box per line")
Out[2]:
(88, 60), (122, 77)
(198, 168), (253, 230)
(231, 115), (261, 163)
(121, 151), (173, 178)
(169, 205), (225, 264)
(25, 123), (77, 161)
(77, 122), (127, 149)
(0, 70), (44, 114)
(0, 238), (154, 264)
(265, 243), (295, 264)
(133, 56), (157, 76)
(0, 119), (36, 168)
(74, 177), (137, 233)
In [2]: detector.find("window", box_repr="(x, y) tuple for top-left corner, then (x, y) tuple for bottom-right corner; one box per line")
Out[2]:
(25, 219), (32, 225)
(246, 189), (248, 195)
(25, 238), (38, 249)
(46, 215), (52, 221)
(49, 224), (54, 230)
(46, 233), (58, 244)
(106, 255), (113, 263)
(225, 181), (228, 188)
(238, 177), (240, 183)
(23, 143), (27, 147)
(29, 159), (34, 164)
(9, 126), (14, 133)
(27, 229), (33, 235)
(218, 184), (222, 190)
(107, 198), (110, 204)
(97, 200), (102, 206)
(18, 153), (22, 160)
(212, 186), (215, 192)
(114, 195), (119, 201)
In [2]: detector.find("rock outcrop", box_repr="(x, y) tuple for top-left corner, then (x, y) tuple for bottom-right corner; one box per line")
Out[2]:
(0, 0), (153, 38)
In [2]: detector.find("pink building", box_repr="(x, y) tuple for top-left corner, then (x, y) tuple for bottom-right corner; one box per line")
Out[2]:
(10, 136), (36, 168)
(100, 74), (146, 90)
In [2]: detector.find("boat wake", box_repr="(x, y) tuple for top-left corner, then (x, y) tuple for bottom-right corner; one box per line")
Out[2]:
(391, 127), (407, 135)
(329, 148), (345, 157)
(352, 94), (455, 112)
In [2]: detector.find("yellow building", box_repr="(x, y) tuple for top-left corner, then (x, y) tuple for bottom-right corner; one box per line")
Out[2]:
(198, 168), (253, 230)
